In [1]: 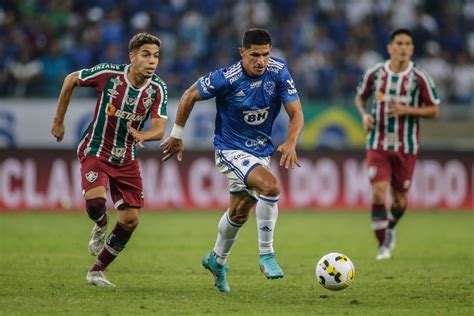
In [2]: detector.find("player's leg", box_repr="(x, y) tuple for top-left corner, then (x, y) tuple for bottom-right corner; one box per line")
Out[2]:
(386, 152), (416, 251)
(203, 192), (256, 292)
(87, 159), (143, 287)
(246, 166), (284, 278)
(87, 205), (139, 287)
(213, 192), (256, 265)
(367, 149), (391, 260)
(386, 190), (407, 251)
(80, 157), (110, 256)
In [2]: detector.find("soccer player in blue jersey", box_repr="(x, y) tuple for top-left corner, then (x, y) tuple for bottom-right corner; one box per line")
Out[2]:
(161, 28), (304, 292)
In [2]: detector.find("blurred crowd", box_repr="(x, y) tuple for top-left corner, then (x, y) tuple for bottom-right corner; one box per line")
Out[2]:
(0, 0), (473, 105)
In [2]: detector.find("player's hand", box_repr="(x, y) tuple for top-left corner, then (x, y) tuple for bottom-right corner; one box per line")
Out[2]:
(127, 122), (146, 148)
(276, 141), (301, 169)
(362, 113), (374, 132)
(387, 100), (408, 118)
(51, 119), (65, 142)
(160, 137), (184, 162)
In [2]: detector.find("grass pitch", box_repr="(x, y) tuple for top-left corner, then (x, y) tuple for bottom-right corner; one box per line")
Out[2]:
(0, 210), (473, 315)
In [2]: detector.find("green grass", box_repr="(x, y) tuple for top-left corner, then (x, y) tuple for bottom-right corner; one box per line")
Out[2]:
(0, 211), (473, 315)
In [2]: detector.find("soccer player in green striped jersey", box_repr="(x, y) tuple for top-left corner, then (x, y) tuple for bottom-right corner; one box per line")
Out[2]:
(355, 29), (440, 260)
(51, 33), (168, 286)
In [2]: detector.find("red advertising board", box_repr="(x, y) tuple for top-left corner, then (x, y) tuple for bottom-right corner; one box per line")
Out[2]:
(0, 150), (472, 211)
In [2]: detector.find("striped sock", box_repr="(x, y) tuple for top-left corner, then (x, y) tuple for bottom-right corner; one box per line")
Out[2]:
(388, 205), (406, 229)
(91, 222), (133, 272)
(371, 203), (388, 246)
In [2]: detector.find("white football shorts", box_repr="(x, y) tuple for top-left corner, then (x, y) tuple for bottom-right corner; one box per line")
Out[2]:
(215, 149), (270, 200)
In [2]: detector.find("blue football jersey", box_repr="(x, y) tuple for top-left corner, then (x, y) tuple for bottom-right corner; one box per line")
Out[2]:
(196, 57), (299, 157)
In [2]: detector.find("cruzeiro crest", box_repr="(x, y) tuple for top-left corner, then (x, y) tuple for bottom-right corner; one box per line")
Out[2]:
(86, 171), (98, 183)
(264, 81), (275, 95)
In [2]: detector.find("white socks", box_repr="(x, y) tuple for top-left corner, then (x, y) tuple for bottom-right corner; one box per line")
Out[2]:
(213, 210), (242, 265)
(256, 194), (279, 255)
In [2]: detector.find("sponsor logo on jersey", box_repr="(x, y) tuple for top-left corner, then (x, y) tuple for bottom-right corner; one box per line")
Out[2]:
(245, 136), (268, 150)
(86, 171), (98, 183)
(233, 152), (249, 160)
(229, 73), (242, 84)
(126, 96), (137, 105)
(236, 90), (245, 97)
(377, 91), (411, 104)
(111, 147), (126, 159)
(250, 80), (262, 89)
(107, 89), (119, 99)
(199, 75), (215, 94)
(90, 63), (121, 72)
(264, 81), (275, 95)
(114, 109), (145, 121)
(145, 86), (155, 95)
(106, 103), (116, 116)
(287, 79), (297, 94)
(243, 107), (269, 125)
(111, 76), (123, 86)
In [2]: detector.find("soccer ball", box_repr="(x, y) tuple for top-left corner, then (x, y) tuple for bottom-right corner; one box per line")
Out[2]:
(316, 252), (355, 291)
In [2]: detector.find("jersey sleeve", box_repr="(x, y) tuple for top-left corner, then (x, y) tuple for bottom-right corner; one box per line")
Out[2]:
(78, 63), (112, 91)
(416, 70), (440, 106)
(196, 69), (228, 100)
(151, 81), (168, 119)
(356, 68), (376, 100)
(278, 67), (300, 105)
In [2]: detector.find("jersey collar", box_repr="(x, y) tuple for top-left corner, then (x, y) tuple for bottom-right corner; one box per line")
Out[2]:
(384, 60), (413, 77)
(124, 64), (152, 91)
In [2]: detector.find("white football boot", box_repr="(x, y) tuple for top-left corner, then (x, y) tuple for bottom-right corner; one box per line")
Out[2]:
(86, 271), (115, 287)
(386, 228), (396, 251)
(376, 245), (392, 260)
(88, 214), (108, 256)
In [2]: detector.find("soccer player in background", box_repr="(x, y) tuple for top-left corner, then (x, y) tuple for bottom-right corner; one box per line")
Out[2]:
(51, 33), (168, 286)
(161, 28), (304, 292)
(355, 29), (440, 260)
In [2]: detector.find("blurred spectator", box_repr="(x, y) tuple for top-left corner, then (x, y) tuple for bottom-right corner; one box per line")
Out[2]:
(0, 0), (471, 107)
(5, 43), (42, 97)
(40, 42), (71, 97)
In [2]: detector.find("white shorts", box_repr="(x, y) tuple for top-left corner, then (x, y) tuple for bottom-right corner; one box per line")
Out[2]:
(215, 149), (270, 200)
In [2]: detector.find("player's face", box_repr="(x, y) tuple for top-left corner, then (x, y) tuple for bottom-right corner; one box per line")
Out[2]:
(387, 34), (414, 63)
(240, 44), (271, 77)
(129, 44), (160, 78)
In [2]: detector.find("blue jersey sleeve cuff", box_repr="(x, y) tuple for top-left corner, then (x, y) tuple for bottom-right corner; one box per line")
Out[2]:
(283, 95), (300, 106)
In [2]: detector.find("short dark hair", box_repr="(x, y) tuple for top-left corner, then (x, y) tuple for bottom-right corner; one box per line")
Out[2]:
(242, 28), (272, 49)
(128, 32), (161, 52)
(390, 29), (413, 42)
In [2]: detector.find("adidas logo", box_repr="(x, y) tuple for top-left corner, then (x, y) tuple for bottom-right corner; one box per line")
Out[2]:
(259, 226), (272, 232)
(236, 90), (245, 97)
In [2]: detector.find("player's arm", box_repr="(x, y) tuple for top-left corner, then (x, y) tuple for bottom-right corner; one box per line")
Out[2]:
(161, 82), (203, 161)
(277, 99), (304, 169)
(388, 101), (439, 118)
(127, 118), (167, 148)
(354, 94), (375, 132)
(51, 71), (81, 142)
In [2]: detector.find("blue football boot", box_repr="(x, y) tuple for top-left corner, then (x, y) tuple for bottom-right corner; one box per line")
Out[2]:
(259, 253), (285, 279)
(202, 252), (230, 293)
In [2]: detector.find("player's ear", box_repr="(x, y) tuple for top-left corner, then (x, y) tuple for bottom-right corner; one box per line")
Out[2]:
(239, 47), (244, 58)
(129, 51), (135, 63)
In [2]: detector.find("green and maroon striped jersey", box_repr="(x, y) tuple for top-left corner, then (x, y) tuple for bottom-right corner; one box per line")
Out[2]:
(356, 60), (439, 154)
(76, 63), (168, 164)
